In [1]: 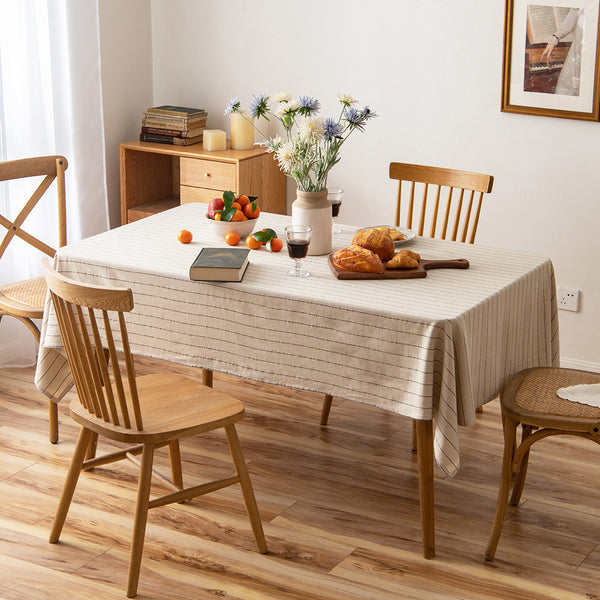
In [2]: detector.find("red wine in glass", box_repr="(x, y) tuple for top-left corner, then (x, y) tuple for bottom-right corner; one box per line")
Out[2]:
(287, 239), (310, 259)
(328, 187), (343, 234)
(284, 225), (312, 277)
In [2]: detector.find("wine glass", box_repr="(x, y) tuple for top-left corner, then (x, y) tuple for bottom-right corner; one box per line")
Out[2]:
(285, 225), (312, 277)
(328, 187), (343, 234)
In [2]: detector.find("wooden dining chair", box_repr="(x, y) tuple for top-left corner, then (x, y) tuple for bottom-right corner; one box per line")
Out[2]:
(320, 162), (494, 427)
(0, 155), (68, 443)
(42, 259), (267, 598)
(485, 366), (600, 561)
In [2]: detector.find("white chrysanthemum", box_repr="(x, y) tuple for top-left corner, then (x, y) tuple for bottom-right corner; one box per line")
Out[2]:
(298, 116), (325, 143)
(275, 142), (296, 172)
(337, 93), (358, 105)
(273, 91), (292, 103)
(274, 104), (289, 118)
(288, 99), (300, 110)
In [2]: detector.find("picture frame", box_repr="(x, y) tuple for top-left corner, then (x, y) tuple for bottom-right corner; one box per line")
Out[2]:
(502, 0), (600, 120)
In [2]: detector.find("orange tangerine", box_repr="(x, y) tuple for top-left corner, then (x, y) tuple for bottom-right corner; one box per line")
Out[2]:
(268, 237), (284, 252)
(214, 212), (222, 221)
(231, 210), (247, 221)
(236, 194), (250, 208)
(177, 229), (193, 244)
(231, 201), (242, 210)
(243, 202), (260, 219)
(225, 232), (241, 246)
(245, 235), (262, 250)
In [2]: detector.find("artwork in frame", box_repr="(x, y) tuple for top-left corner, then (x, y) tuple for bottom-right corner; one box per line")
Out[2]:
(502, 0), (600, 120)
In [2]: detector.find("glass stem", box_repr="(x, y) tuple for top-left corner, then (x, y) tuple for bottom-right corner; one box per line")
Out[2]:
(295, 259), (302, 276)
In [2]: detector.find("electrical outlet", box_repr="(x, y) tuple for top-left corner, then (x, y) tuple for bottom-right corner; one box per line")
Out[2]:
(558, 286), (580, 312)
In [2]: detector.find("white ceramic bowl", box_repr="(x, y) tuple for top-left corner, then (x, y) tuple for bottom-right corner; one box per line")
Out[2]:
(206, 214), (257, 239)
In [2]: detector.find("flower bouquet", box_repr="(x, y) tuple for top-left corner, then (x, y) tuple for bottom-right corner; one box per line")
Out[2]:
(225, 92), (376, 255)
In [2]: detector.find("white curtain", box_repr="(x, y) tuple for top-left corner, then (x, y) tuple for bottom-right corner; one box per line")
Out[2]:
(0, 0), (109, 367)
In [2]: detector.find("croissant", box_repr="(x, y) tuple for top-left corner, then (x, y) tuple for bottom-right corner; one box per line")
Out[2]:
(332, 245), (385, 273)
(352, 228), (395, 261)
(386, 249), (420, 269)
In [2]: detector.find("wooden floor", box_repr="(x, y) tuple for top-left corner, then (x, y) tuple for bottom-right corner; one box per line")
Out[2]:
(2, 359), (600, 600)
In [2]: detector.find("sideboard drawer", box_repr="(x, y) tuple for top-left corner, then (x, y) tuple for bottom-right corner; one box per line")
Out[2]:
(180, 185), (222, 205)
(180, 157), (236, 191)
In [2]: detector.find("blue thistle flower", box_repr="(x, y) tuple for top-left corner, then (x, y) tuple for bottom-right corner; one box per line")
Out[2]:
(323, 118), (344, 140)
(343, 107), (363, 125)
(298, 96), (320, 116)
(361, 106), (378, 120)
(224, 97), (240, 116)
(248, 94), (270, 119)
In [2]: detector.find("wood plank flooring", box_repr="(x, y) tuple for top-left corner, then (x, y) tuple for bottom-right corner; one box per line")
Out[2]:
(1, 359), (600, 599)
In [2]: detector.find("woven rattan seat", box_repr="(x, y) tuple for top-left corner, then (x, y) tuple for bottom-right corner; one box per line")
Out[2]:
(0, 276), (47, 314)
(485, 366), (600, 561)
(513, 367), (600, 418)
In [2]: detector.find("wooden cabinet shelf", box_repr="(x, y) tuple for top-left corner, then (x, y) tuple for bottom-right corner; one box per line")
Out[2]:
(120, 140), (286, 225)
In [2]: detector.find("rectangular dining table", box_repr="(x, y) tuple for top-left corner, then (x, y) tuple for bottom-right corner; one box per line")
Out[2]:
(35, 202), (559, 558)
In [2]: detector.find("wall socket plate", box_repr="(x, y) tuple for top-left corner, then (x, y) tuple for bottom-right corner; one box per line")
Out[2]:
(558, 286), (580, 312)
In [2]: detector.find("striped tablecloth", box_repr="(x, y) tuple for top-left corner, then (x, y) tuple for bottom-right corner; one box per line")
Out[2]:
(35, 203), (559, 477)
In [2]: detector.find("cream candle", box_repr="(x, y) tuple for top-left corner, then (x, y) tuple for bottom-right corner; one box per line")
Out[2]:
(230, 112), (254, 150)
(203, 129), (226, 151)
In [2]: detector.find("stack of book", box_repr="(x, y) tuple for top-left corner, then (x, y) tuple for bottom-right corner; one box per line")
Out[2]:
(140, 105), (208, 146)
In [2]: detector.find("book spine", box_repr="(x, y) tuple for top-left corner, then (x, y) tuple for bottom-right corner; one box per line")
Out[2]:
(142, 118), (207, 130)
(144, 111), (208, 123)
(146, 107), (207, 117)
(141, 126), (206, 138)
(142, 114), (207, 126)
(140, 133), (203, 145)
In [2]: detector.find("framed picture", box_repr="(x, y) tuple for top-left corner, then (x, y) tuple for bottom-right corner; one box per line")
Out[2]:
(502, 0), (600, 120)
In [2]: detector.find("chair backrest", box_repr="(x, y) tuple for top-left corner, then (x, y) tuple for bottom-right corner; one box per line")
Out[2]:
(0, 155), (68, 262)
(390, 162), (494, 244)
(42, 259), (144, 431)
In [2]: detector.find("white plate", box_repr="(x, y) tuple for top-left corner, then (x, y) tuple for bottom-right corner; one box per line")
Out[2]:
(355, 225), (417, 246)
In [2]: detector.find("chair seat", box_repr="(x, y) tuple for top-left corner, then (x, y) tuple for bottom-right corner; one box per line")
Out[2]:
(0, 276), (46, 318)
(70, 372), (245, 444)
(509, 367), (600, 421)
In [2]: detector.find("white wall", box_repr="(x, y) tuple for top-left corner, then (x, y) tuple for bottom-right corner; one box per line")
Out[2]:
(102, 0), (599, 368)
(98, 0), (154, 229)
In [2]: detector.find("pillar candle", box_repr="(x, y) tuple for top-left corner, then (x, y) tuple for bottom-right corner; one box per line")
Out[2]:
(203, 129), (226, 151)
(230, 112), (254, 150)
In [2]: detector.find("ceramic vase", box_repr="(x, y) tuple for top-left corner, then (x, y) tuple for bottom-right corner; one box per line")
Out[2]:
(291, 189), (332, 255)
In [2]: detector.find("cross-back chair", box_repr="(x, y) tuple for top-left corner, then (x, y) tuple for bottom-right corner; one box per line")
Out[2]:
(0, 155), (68, 443)
(485, 366), (600, 561)
(42, 259), (267, 598)
(320, 162), (494, 429)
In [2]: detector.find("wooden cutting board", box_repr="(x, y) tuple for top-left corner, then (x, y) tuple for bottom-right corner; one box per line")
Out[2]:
(328, 254), (469, 280)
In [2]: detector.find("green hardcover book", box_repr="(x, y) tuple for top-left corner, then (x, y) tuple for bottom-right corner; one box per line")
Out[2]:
(189, 247), (250, 281)
(146, 105), (207, 117)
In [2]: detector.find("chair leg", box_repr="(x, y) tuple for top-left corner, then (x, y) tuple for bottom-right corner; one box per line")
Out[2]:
(510, 424), (533, 506)
(85, 432), (99, 462)
(225, 424), (267, 554)
(411, 421), (418, 452)
(485, 412), (518, 561)
(127, 444), (155, 598)
(49, 400), (59, 444)
(49, 427), (94, 543)
(168, 440), (183, 489)
(320, 394), (333, 426)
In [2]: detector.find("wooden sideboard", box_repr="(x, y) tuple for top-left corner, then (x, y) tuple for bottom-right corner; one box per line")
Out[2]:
(120, 140), (286, 225)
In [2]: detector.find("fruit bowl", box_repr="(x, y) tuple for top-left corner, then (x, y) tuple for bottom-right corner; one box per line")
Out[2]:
(206, 214), (256, 240)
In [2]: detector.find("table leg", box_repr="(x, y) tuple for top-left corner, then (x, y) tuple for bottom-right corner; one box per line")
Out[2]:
(415, 418), (435, 559)
(202, 368), (213, 388)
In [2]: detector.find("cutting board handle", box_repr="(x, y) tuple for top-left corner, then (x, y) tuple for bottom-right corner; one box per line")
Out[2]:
(421, 258), (470, 270)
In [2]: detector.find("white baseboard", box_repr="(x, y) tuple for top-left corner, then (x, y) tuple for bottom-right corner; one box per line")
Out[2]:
(560, 356), (600, 373)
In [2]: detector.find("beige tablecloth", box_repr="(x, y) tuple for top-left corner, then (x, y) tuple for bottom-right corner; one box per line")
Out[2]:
(35, 204), (559, 477)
